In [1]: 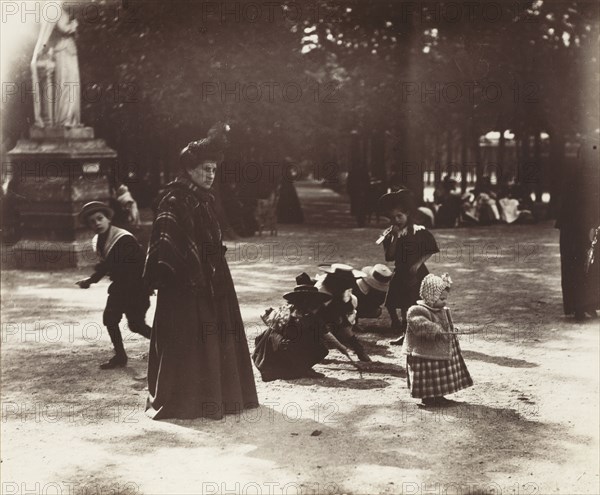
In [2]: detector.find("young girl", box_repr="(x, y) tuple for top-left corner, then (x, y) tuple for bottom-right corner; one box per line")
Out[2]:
(377, 189), (440, 345)
(402, 273), (473, 407)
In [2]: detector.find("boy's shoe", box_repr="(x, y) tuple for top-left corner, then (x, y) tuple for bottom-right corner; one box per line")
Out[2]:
(389, 334), (405, 346)
(100, 353), (128, 369)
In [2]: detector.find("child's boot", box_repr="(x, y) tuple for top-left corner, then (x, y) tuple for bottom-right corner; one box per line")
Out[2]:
(101, 325), (128, 369)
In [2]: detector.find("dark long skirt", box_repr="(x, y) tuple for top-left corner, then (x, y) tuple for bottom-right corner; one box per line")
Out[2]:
(559, 228), (600, 315)
(385, 265), (429, 311)
(146, 280), (259, 420)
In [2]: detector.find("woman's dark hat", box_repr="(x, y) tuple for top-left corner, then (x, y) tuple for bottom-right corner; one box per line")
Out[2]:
(180, 122), (229, 168)
(78, 201), (114, 225)
(378, 189), (414, 213)
(283, 284), (331, 306)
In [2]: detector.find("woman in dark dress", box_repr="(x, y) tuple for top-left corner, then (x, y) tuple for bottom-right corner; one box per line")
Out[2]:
(556, 136), (600, 320)
(143, 125), (258, 420)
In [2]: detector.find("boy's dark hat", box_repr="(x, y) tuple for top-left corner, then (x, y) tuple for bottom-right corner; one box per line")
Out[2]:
(318, 263), (366, 286)
(283, 284), (331, 305)
(296, 272), (316, 286)
(78, 201), (114, 225)
(378, 189), (414, 213)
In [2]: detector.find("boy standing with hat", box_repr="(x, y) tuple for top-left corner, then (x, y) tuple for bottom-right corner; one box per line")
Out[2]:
(76, 201), (151, 369)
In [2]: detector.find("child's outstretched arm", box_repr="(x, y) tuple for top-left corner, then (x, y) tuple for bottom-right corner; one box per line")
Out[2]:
(75, 261), (108, 289)
(322, 331), (351, 356)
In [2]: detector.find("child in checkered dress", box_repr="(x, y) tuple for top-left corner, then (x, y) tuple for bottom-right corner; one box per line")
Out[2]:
(402, 273), (473, 406)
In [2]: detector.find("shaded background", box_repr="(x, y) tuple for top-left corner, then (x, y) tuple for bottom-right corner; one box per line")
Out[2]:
(2, 0), (599, 235)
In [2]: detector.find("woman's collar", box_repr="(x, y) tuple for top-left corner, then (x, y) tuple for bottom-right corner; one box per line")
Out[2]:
(173, 175), (214, 202)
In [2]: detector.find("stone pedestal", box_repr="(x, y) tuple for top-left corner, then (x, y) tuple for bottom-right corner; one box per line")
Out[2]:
(4, 126), (117, 269)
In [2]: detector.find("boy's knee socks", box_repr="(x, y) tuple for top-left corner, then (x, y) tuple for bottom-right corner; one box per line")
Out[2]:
(106, 324), (126, 356)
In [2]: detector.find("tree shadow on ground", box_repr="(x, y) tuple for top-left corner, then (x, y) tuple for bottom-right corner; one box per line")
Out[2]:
(287, 376), (390, 390)
(88, 394), (594, 494)
(322, 358), (406, 378)
(461, 350), (538, 368)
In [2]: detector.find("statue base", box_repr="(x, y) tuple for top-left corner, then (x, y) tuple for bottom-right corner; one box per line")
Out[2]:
(5, 126), (117, 269)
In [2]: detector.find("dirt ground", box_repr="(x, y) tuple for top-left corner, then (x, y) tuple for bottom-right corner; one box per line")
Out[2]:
(1, 181), (599, 495)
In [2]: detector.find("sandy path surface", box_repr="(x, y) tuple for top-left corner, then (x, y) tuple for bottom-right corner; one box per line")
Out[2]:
(2, 181), (598, 495)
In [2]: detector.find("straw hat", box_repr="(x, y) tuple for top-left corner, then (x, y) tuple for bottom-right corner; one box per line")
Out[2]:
(357, 264), (393, 293)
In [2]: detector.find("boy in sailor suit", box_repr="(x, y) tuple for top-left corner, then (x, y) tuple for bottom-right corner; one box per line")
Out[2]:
(76, 201), (151, 369)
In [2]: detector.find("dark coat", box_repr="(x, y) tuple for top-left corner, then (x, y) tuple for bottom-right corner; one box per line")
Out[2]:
(555, 138), (600, 315)
(143, 176), (258, 420)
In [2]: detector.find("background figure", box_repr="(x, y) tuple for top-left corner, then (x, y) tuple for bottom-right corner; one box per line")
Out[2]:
(434, 176), (461, 228)
(143, 125), (258, 420)
(347, 165), (370, 227)
(115, 184), (141, 229)
(556, 135), (600, 320)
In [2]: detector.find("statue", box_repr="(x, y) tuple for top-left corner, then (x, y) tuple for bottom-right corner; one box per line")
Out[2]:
(30, 0), (81, 127)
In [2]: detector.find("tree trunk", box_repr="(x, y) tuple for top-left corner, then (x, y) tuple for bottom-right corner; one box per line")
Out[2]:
(371, 129), (386, 181)
(548, 132), (565, 218)
(534, 131), (542, 202)
(498, 129), (506, 185)
(461, 126), (468, 193)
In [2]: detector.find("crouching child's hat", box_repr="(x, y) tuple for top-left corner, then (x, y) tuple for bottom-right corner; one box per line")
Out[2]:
(284, 285), (332, 306)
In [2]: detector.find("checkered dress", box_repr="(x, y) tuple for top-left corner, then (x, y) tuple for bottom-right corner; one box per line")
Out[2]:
(406, 336), (473, 398)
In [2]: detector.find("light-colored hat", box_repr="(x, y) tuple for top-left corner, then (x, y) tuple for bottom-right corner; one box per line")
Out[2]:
(357, 264), (393, 293)
(318, 263), (365, 280)
(420, 273), (453, 305)
(318, 263), (366, 293)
